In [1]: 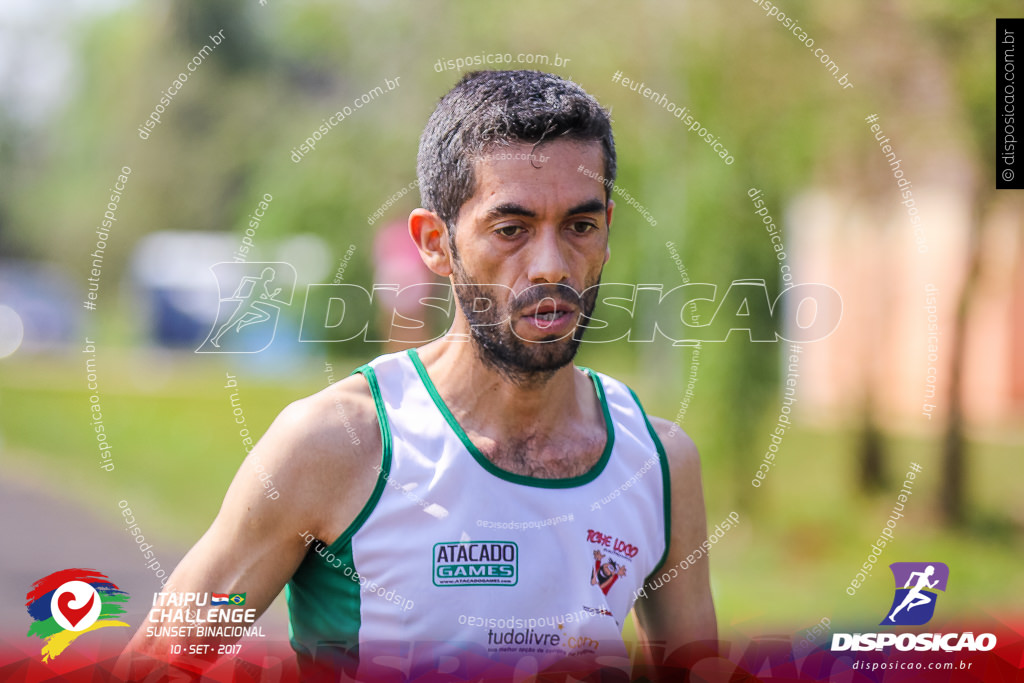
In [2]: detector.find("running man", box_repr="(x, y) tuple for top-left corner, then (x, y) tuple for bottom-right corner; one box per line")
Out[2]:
(888, 565), (939, 622)
(123, 70), (717, 680)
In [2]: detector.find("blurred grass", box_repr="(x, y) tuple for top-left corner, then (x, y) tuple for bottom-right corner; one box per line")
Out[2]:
(2, 350), (1022, 632)
(0, 350), (333, 542)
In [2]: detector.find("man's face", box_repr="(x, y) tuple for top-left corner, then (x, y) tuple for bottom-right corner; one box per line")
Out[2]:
(448, 139), (612, 381)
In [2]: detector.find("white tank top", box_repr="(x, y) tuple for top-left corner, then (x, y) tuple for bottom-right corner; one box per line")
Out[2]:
(286, 349), (670, 680)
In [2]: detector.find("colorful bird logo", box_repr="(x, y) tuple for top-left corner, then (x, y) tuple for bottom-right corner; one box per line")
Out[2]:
(25, 569), (130, 662)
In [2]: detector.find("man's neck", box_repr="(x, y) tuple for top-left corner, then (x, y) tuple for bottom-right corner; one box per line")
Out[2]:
(411, 335), (598, 448)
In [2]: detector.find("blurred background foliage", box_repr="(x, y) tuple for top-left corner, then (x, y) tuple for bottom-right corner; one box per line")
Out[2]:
(1, 0), (1021, 632)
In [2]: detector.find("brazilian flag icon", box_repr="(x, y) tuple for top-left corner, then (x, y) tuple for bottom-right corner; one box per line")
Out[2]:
(229, 593), (246, 605)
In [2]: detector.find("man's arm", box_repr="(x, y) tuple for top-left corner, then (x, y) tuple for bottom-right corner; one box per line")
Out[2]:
(120, 375), (381, 666)
(632, 418), (717, 667)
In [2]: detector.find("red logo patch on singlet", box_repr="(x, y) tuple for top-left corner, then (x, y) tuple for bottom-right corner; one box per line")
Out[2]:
(585, 529), (639, 595)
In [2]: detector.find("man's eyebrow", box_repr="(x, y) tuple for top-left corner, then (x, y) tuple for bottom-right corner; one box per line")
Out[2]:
(565, 199), (606, 216)
(481, 199), (606, 223)
(482, 202), (536, 222)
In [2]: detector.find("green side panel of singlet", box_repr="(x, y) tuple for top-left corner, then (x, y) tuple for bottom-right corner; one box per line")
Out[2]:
(286, 363), (393, 664)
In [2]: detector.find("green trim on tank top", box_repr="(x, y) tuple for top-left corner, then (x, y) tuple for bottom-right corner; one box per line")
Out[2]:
(321, 363), (394, 554)
(286, 366), (393, 659)
(627, 386), (672, 583)
(284, 364), (391, 662)
(406, 348), (614, 489)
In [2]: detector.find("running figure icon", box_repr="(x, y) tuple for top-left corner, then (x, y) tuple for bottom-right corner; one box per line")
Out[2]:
(887, 565), (938, 622)
(210, 267), (287, 348)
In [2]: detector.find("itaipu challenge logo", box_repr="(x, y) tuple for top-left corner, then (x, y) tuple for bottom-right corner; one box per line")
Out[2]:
(882, 562), (949, 626)
(25, 569), (130, 661)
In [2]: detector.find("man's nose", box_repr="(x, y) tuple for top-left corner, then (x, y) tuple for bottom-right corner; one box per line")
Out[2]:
(526, 229), (570, 284)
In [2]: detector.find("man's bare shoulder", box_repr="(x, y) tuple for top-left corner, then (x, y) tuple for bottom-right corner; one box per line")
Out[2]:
(265, 373), (383, 477)
(253, 373), (383, 526)
(275, 373), (383, 462)
(648, 417), (702, 486)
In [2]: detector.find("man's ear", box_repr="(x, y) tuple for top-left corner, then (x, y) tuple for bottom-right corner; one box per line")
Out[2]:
(604, 199), (615, 264)
(409, 208), (453, 277)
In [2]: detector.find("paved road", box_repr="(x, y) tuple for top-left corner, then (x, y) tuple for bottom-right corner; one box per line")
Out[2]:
(0, 470), (290, 651)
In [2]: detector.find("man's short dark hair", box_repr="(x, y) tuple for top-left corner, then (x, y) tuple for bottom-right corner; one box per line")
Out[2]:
(417, 70), (616, 230)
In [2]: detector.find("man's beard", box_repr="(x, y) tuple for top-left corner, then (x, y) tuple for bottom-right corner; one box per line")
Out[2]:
(451, 255), (600, 385)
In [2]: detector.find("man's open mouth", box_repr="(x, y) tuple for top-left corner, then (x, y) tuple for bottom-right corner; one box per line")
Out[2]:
(521, 300), (577, 329)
